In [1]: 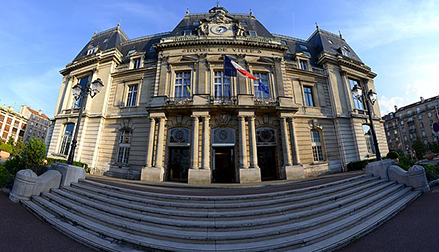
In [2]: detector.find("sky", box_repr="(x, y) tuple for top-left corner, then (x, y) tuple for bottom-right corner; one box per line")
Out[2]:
(0, 0), (438, 117)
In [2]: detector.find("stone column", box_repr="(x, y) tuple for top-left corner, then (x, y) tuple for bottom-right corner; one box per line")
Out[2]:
(145, 117), (156, 167)
(238, 116), (248, 168)
(287, 118), (299, 165)
(191, 116), (199, 169)
(248, 116), (258, 168)
(154, 117), (166, 168)
(280, 117), (292, 166)
(201, 116), (210, 169)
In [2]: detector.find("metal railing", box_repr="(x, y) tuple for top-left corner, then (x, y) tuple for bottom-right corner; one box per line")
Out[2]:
(167, 97), (193, 106)
(209, 96), (237, 105)
(254, 97), (278, 106)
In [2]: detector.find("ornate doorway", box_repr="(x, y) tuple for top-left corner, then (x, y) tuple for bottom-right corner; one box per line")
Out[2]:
(212, 127), (235, 183)
(167, 128), (190, 182)
(256, 127), (278, 181)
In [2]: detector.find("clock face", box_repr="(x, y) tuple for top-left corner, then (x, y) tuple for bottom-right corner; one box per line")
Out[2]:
(211, 25), (228, 35)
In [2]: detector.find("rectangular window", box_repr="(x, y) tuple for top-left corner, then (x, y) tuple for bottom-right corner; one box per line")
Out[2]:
(59, 123), (74, 155)
(249, 31), (257, 37)
(174, 71), (191, 99)
(183, 30), (192, 36)
(117, 147), (130, 164)
(311, 129), (324, 161)
(253, 72), (270, 99)
(126, 85), (138, 107)
(299, 60), (307, 70)
(303, 86), (314, 107)
(117, 130), (131, 164)
(133, 59), (141, 69)
(214, 71), (231, 100)
(74, 77), (89, 108)
(348, 79), (364, 110)
(6, 118), (12, 124)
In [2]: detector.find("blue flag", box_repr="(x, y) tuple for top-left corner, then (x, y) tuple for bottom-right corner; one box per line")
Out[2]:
(258, 80), (270, 94)
(223, 55), (236, 77)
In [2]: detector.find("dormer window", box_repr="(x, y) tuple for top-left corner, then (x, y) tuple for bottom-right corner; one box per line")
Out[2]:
(341, 49), (349, 57)
(240, 21), (248, 27)
(148, 45), (155, 52)
(299, 60), (308, 70)
(192, 21), (199, 26)
(103, 38), (109, 43)
(299, 45), (308, 50)
(328, 39), (333, 44)
(248, 30), (257, 37)
(133, 59), (141, 69)
(281, 40), (287, 45)
(303, 51), (311, 57)
(87, 47), (97, 55)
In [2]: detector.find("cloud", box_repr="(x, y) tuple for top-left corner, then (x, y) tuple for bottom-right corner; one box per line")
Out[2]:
(3, 67), (62, 117)
(379, 96), (405, 115)
(344, 0), (439, 49)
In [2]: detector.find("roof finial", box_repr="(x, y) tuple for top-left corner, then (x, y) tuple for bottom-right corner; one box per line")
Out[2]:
(339, 30), (343, 39)
(186, 7), (189, 14)
(117, 20), (121, 30)
(250, 9), (253, 16)
(94, 28), (97, 36)
(216, 0), (219, 7)
(315, 22), (319, 31)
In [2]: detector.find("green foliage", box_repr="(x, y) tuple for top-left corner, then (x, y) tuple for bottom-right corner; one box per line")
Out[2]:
(397, 152), (415, 170)
(427, 142), (439, 154)
(386, 151), (399, 160)
(10, 140), (25, 157)
(412, 139), (426, 160)
(46, 157), (89, 173)
(421, 164), (439, 181)
(0, 143), (13, 153)
(6, 136), (14, 146)
(22, 138), (47, 173)
(347, 158), (377, 171)
(0, 165), (10, 188)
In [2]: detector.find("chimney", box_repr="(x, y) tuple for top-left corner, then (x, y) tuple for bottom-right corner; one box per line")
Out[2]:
(394, 105), (398, 111)
(420, 96), (425, 102)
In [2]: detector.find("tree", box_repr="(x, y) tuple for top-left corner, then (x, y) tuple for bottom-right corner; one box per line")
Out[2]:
(412, 139), (426, 160)
(428, 142), (439, 154)
(22, 138), (47, 174)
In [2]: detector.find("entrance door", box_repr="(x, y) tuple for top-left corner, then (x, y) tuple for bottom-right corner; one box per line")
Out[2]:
(168, 147), (190, 182)
(258, 146), (277, 181)
(213, 147), (234, 183)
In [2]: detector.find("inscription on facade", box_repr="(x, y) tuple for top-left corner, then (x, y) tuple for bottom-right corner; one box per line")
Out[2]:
(181, 48), (262, 54)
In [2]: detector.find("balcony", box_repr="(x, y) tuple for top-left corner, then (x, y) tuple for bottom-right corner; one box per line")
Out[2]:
(167, 97), (193, 106)
(254, 97), (278, 106)
(209, 96), (237, 105)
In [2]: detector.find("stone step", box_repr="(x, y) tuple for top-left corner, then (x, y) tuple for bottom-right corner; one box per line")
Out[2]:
(46, 180), (399, 228)
(291, 189), (421, 252)
(62, 178), (386, 218)
(78, 174), (371, 202)
(72, 175), (377, 210)
(21, 200), (143, 252)
(38, 181), (403, 242)
(29, 185), (416, 251)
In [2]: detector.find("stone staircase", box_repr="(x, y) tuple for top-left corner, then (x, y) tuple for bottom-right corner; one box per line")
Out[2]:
(21, 174), (420, 252)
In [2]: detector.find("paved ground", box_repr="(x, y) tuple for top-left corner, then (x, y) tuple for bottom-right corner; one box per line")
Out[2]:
(1, 170), (438, 252)
(337, 185), (439, 252)
(0, 191), (95, 252)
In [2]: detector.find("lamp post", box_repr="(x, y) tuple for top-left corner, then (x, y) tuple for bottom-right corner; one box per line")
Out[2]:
(67, 72), (104, 165)
(351, 83), (381, 160)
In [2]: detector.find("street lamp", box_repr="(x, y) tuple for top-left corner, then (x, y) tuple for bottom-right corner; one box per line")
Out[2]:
(351, 83), (381, 160)
(67, 72), (104, 165)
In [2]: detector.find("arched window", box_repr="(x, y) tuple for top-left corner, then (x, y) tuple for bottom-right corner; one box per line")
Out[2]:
(310, 129), (325, 161)
(117, 128), (132, 164)
(59, 123), (74, 155)
(363, 125), (375, 155)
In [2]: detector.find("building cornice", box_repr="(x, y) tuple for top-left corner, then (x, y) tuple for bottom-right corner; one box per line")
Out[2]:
(60, 49), (123, 75)
(317, 52), (376, 78)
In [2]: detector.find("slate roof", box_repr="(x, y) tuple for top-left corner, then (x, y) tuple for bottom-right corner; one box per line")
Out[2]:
(71, 6), (362, 67)
(308, 29), (363, 63)
(74, 26), (129, 60)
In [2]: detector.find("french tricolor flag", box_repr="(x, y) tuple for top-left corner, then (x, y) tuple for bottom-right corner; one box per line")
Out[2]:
(223, 55), (257, 80)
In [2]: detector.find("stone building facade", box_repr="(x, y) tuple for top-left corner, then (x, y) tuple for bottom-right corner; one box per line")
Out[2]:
(48, 6), (388, 184)
(19, 105), (50, 143)
(383, 96), (439, 152)
(0, 106), (27, 143)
